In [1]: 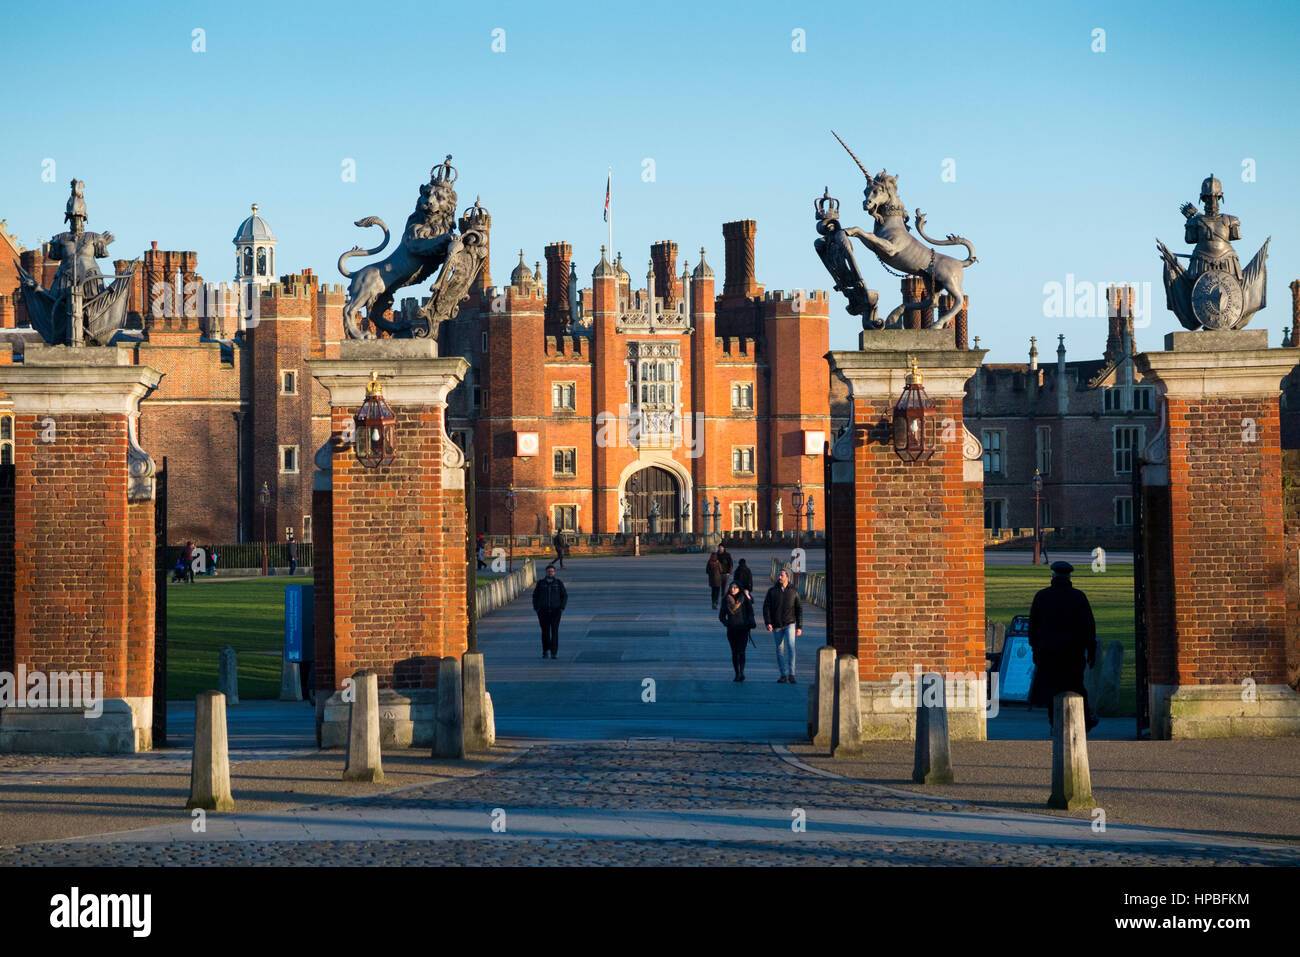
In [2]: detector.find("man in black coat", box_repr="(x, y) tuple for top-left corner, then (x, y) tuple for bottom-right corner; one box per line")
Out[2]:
(1028, 561), (1098, 731)
(532, 564), (568, 660)
(762, 569), (803, 683)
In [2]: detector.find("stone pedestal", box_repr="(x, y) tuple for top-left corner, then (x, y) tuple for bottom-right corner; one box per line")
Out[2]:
(310, 340), (469, 748)
(827, 331), (988, 741)
(0, 345), (161, 754)
(1136, 331), (1300, 738)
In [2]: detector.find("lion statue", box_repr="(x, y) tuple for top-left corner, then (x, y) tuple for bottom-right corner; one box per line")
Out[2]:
(337, 156), (486, 339)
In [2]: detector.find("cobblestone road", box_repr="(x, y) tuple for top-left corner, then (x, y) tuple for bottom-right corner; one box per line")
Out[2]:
(3, 742), (1294, 866)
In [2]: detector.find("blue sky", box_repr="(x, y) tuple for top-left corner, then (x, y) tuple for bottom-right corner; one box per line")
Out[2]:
(3, 0), (1298, 361)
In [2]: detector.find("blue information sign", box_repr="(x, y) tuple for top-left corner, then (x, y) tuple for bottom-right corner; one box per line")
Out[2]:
(285, 587), (303, 662)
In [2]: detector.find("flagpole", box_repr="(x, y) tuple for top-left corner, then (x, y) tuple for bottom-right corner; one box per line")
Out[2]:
(608, 166), (614, 261)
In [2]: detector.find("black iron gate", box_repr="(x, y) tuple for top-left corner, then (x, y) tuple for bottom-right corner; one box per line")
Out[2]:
(823, 439), (833, 646)
(1131, 452), (1149, 739)
(153, 459), (168, 747)
(625, 466), (680, 534)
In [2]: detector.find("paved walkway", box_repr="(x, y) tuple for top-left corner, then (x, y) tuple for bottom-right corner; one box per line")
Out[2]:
(480, 548), (826, 741)
(5, 742), (1294, 866)
(1, 551), (1291, 865)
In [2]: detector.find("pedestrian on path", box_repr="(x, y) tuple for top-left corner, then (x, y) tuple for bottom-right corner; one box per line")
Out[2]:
(1028, 561), (1098, 732)
(287, 532), (298, 576)
(552, 529), (567, 569)
(715, 543), (733, 582)
(532, 564), (568, 660)
(763, 568), (802, 683)
(732, 557), (753, 598)
(1038, 528), (1049, 565)
(718, 580), (756, 681)
(706, 551), (724, 608)
(182, 540), (195, 584)
(476, 534), (487, 570)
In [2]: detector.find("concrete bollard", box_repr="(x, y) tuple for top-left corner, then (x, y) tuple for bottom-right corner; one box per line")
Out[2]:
(912, 672), (954, 784)
(1048, 692), (1095, 810)
(433, 657), (464, 759)
(343, 670), (384, 782)
(812, 646), (836, 750)
(186, 691), (235, 811)
(462, 653), (491, 752)
(279, 657), (303, 702)
(830, 654), (863, 757)
(218, 646), (239, 706)
(483, 692), (496, 747)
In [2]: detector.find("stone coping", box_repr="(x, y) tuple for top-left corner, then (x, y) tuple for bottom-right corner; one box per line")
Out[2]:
(0, 362), (163, 414)
(828, 343), (985, 400)
(309, 353), (469, 406)
(1162, 329), (1268, 352)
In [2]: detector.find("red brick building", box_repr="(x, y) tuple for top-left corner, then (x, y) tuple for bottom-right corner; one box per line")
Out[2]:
(3, 207), (1298, 549)
(440, 221), (832, 536)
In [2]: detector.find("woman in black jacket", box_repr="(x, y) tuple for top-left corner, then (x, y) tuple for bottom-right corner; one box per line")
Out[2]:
(732, 558), (753, 597)
(718, 581), (756, 682)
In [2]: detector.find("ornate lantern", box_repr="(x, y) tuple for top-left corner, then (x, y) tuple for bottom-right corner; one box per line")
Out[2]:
(892, 356), (937, 463)
(354, 371), (396, 468)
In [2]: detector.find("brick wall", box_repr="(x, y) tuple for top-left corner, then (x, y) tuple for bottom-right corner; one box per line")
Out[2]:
(126, 498), (155, 700)
(329, 404), (467, 690)
(0, 464), (12, 675)
(137, 322), (246, 543)
(844, 394), (985, 680)
(1163, 397), (1287, 684)
(13, 414), (132, 698)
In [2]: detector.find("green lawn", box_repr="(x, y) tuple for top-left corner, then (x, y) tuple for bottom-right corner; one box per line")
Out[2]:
(986, 564), (1137, 715)
(165, 577), (312, 701)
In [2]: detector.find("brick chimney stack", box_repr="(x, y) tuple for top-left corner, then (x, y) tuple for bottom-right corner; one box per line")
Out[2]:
(650, 240), (679, 309)
(721, 220), (759, 299)
(1105, 285), (1135, 365)
(544, 242), (572, 335)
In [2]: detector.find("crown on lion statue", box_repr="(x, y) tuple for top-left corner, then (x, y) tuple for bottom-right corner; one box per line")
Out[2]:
(430, 155), (459, 186)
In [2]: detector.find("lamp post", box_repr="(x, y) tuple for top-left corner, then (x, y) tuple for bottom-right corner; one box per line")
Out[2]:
(258, 481), (271, 576)
(1031, 468), (1044, 566)
(504, 484), (517, 573)
(791, 480), (805, 590)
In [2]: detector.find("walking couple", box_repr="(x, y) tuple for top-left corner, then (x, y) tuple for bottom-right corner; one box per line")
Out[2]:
(718, 567), (802, 682)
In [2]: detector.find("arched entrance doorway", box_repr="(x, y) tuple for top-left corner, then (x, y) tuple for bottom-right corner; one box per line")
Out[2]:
(624, 465), (680, 534)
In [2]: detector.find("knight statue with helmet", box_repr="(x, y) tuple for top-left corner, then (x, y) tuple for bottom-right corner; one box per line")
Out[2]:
(1156, 174), (1270, 330)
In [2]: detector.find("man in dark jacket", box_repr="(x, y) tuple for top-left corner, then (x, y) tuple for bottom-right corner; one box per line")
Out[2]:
(287, 533), (299, 576)
(763, 569), (803, 683)
(1028, 561), (1098, 731)
(715, 544), (733, 577)
(732, 558), (753, 598)
(532, 564), (568, 660)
